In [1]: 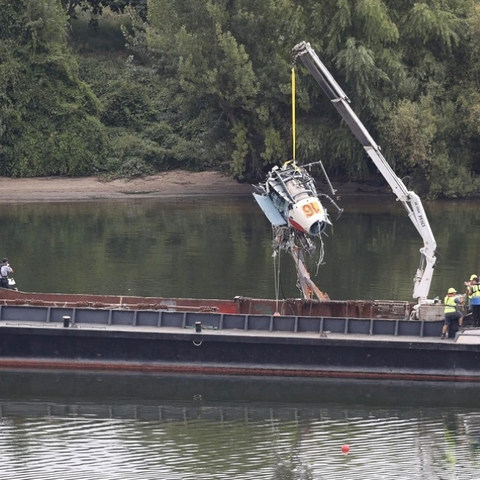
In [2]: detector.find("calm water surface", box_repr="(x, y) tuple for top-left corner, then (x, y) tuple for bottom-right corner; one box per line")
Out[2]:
(2, 194), (480, 479)
(1, 195), (479, 301)
(1, 372), (480, 480)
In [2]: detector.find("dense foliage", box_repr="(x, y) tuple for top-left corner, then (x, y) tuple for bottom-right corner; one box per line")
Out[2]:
(2, 0), (480, 197)
(61, 0), (147, 20)
(0, 0), (108, 176)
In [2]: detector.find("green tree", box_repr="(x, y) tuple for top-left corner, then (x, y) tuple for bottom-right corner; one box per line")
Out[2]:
(60, 0), (147, 20)
(134, 0), (306, 179)
(0, 0), (108, 176)
(3, 0), (480, 197)
(293, 0), (479, 196)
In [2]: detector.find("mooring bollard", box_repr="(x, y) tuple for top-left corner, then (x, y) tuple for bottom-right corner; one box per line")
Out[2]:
(63, 316), (71, 328)
(195, 321), (202, 333)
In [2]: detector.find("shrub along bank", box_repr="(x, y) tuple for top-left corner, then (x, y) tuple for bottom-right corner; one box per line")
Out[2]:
(1, 0), (480, 199)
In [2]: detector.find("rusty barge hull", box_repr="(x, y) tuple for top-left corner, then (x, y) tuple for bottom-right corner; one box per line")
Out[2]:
(0, 288), (413, 319)
(0, 289), (477, 381)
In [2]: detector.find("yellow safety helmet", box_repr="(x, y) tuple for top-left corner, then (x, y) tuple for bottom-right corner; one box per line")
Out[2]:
(448, 287), (457, 294)
(471, 274), (478, 281)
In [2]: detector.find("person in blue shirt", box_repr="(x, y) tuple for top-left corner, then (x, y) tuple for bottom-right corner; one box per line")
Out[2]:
(467, 275), (480, 327)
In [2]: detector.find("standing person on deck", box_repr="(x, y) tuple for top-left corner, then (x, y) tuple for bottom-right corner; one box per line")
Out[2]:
(441, 288), (464, 339)
(464, 274), (478, 309)
(0, 258), (13, 289)
(467, 276), (480, 327)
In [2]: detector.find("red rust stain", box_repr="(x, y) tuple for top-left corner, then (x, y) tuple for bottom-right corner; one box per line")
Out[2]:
(0, 359), (477, 382)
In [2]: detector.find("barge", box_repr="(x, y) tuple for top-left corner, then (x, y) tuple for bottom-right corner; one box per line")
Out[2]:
(0, 42), (476, 381)
(0, 288), (479, 381)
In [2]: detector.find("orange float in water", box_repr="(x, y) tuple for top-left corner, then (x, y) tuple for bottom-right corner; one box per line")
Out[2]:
(341, 445), (350, 454)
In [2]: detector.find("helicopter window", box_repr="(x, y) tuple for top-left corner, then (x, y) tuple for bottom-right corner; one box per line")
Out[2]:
(270, 191), (287, 215)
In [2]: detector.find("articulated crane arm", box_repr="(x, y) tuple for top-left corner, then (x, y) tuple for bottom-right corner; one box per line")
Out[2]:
(292, 41), (437, 302)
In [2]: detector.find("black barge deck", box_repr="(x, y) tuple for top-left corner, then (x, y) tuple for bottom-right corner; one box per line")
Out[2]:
(0, 302), (479, 381)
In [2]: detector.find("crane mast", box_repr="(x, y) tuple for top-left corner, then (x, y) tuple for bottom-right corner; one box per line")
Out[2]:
(292, 41), (437, 302)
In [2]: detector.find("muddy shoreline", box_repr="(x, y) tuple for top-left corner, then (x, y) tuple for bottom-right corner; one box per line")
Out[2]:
(0, 171), (389, 203)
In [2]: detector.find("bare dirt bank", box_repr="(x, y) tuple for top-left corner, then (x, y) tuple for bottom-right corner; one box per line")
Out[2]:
(0, 171), (253, 203)
(0, 171), (388, 203)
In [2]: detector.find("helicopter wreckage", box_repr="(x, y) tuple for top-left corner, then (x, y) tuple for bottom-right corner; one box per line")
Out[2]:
(253, 160), (342, 302)
(253, 40), (438, 305)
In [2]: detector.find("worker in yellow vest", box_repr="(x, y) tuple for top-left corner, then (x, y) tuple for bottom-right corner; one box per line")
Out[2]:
(441, 287), (464, 339)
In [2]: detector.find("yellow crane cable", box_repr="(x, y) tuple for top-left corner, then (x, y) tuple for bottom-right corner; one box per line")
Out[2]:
(291, 67), (296, 161)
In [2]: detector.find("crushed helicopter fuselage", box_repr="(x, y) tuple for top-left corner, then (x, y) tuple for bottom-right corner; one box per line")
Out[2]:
(253, 161), (342, 301)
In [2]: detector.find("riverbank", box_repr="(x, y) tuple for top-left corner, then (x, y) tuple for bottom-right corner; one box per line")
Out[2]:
(0, 171), (389, 203)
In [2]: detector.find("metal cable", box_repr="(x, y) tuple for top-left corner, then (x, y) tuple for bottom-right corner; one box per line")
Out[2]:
(272, 228), (281, 313)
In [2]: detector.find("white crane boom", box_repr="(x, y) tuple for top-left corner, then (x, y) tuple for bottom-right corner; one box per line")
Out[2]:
(292, 41), (437, 301)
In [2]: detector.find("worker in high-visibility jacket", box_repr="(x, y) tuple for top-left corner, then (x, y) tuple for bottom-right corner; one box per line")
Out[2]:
(441, 287), (464, 339)
(467, 275), (480, 327)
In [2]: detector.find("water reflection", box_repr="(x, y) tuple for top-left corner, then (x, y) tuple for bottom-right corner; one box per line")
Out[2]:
(3, 371), (480, 407)
(1, 372), (480, 479)
(1, 195), (480, 301)
(2, 195), (480, 478)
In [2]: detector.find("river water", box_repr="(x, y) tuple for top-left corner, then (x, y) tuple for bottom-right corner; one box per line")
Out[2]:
(1, 194), (480, 479)
(1, 372), (480, 479)
(1, 195), (479, 301)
